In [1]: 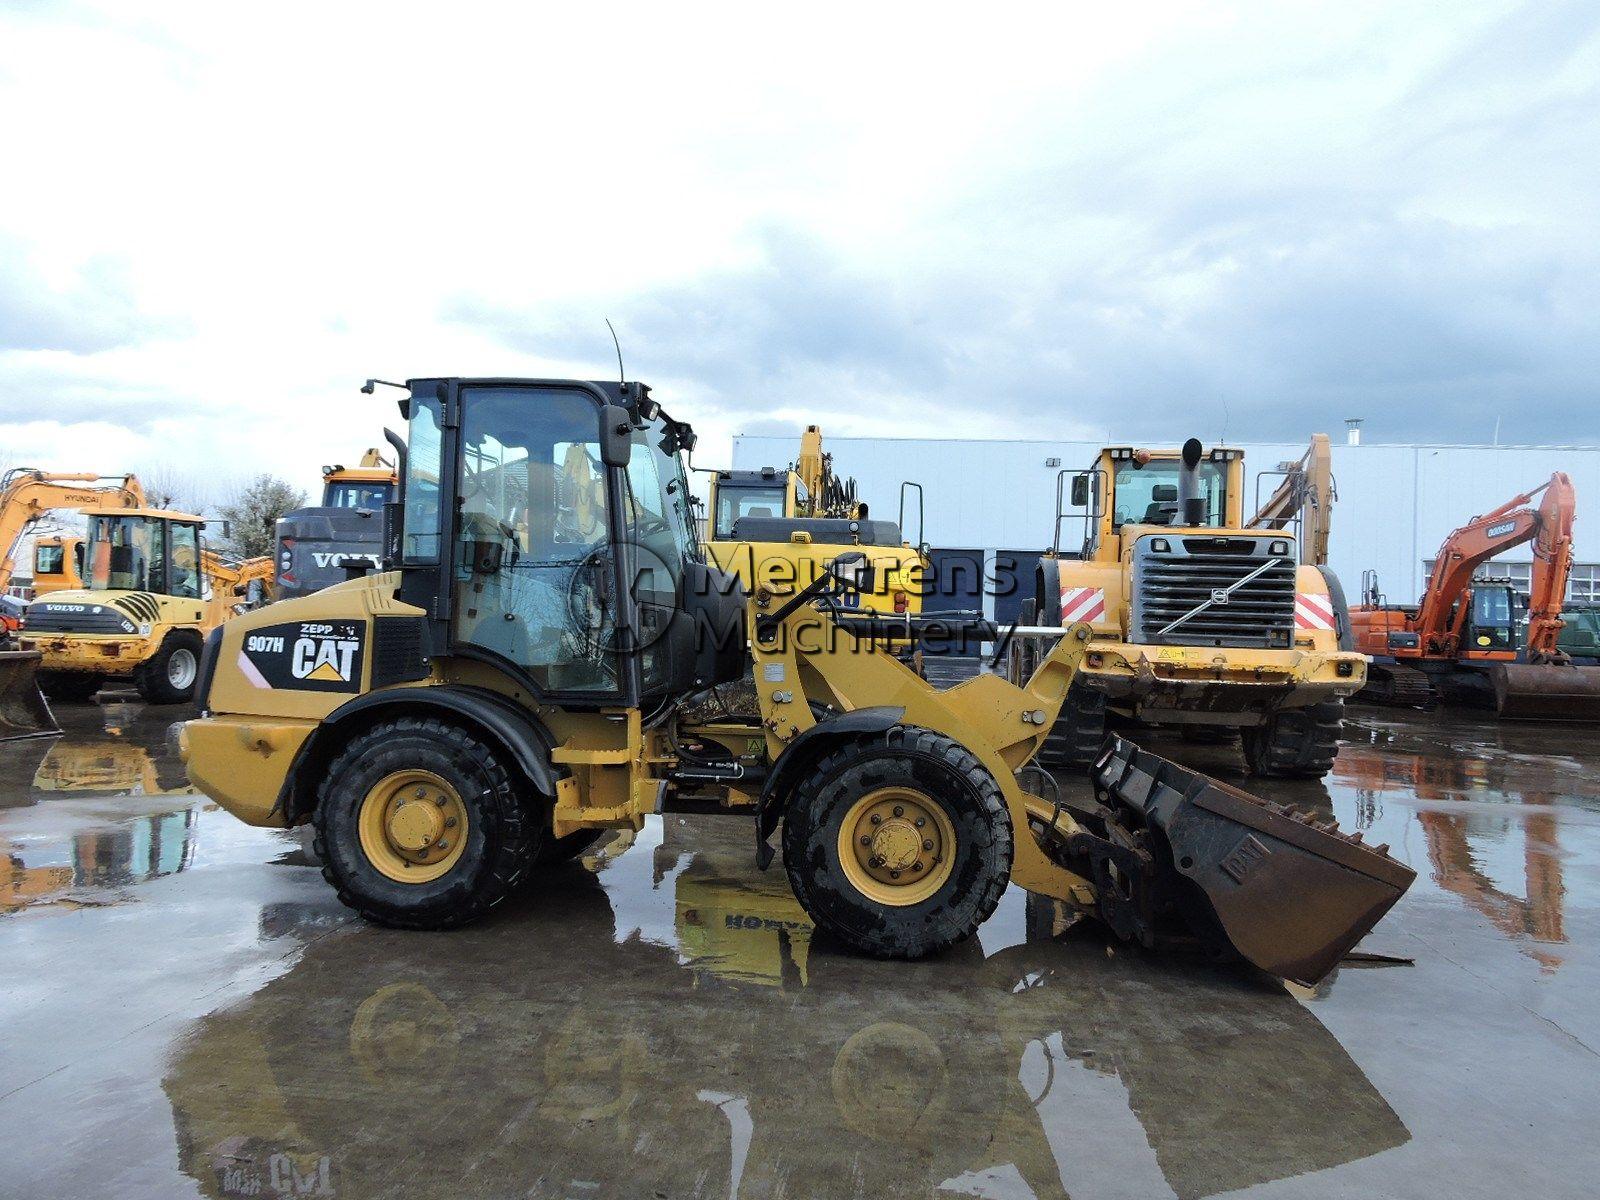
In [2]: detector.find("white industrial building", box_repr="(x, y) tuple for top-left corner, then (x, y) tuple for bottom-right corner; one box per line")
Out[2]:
(732, 430), (1600, 620)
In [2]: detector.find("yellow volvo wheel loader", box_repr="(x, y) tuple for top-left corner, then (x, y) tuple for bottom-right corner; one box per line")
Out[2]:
(19, 507), (274, 705)
(181, 377), (1411, 984)
(1014, 438), (1365, 778)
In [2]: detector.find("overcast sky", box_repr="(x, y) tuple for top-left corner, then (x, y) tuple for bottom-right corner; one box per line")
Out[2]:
(2, 1), (1597, 503)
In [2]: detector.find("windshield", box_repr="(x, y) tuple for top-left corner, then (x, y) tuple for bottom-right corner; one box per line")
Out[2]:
(713, 482), (786, 538)
(1112, 460), (1226, 528)
(325, 480), (393, 509)
(86, 515), (159, 592)
(34, 542), (65, 576)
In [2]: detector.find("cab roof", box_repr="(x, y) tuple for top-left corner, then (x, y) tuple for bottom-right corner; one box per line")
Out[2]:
(79, 506), (206, 522)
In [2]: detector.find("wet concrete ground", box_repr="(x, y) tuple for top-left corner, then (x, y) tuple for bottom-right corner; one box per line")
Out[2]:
(1, 696), (1596, 1199)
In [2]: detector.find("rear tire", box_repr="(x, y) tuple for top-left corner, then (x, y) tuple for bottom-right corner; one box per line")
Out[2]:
(314, 717), (535, 929)
(37, 671), (102, 703)
(1037, 679), (1106, 767)
(781, 725), (1012, 959)
(1241, 700), (1344, 779)
(134, 633), (202, 704)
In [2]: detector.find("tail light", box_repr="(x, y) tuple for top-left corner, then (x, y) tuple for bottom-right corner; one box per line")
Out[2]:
(893, 592), (908, 614)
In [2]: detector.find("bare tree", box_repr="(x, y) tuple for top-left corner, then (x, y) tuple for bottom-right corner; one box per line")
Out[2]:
(136, 462), (211, 514)
(218, 475), (307, 558)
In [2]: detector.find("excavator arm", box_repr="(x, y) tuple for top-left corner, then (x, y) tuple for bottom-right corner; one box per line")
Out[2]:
(0, 470), (145, 592)
(793, 425), (860, 519)
(1247, 433), (1333, 566)
(1527, 473), (1577, 660)
(1413, 486), (1551, 655)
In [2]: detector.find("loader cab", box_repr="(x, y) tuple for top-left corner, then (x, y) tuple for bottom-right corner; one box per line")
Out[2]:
(395, 378), (742, 709)
(321, 459), (396, 511)
(1067, 446), (1246, 562)
(82, 509), (207, 600)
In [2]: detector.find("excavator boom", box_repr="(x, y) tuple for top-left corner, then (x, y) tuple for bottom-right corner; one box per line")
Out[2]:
(1248, 433), (1333, 566)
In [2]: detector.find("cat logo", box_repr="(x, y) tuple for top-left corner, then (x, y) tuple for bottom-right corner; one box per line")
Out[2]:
(239, 619), (366, 692)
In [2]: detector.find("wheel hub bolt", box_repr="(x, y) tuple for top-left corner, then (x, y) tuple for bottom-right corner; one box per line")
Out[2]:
(914, 817), (925, 828)
(445, 817), (457, 829)
(435, 794), (448, 807)
(890, 870), (901, 879)
(860, 835), (872, 846)
(922, 839), (933, 851)
(414, 786), (426, 798)
(436, 840), (449, 852)
(912, 862), (923, 872)
(870, 814), (881, 825)
(893, 806), (904, 817)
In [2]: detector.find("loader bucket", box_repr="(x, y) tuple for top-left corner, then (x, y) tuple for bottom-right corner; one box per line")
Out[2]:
(1489, 662), (1600, 722)
(1089, 736), (1415, 986)
(0, 650), (61, 742)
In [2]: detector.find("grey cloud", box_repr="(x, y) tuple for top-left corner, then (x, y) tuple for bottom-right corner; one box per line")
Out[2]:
(0, 238), (172, 354)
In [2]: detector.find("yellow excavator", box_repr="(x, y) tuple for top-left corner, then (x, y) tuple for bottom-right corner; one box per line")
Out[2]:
(18, 505), (274, 705)
(1012, 436), (1362, 777)
(0, 469), (146, 740)
(705, 425), (926, 624)
(181, 377), (1411, 986)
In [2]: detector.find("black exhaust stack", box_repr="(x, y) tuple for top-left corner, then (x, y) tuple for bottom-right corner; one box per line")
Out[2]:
(1178, 437), (1206, 526)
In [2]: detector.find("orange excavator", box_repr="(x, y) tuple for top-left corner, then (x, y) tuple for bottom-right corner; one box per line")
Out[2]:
(1351, 473), (1600, 719)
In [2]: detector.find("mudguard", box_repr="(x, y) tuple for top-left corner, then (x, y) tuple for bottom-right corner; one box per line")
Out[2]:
(1089, 735), (1415, 985)
(753, 706), (904, 869)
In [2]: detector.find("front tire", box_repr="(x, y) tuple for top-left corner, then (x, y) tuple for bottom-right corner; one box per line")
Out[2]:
(1241, 700), (1344, 778)
(1037, 679), (1106, 767)
(37, 671), (102, 703)
(781, 726), (1012, 959)
(314, 717), (536, 929)
(134, 633), (202, 704)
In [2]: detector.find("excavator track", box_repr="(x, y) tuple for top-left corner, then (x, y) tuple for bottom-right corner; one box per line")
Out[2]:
(1358, 662), (1435, 709)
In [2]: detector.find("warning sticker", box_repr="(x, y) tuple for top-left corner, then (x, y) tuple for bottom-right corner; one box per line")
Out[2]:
(239, 620), (366, 692)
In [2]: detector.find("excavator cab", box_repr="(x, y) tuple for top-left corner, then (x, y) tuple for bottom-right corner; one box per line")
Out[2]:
(1460, 582), (1519, 657)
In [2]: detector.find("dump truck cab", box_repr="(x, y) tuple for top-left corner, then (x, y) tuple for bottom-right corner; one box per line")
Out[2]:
(19, 507), (271, 705)
(1019, 439), (1365, 778)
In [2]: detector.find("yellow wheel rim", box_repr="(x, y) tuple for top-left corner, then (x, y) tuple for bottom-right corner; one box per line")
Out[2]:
(837, 786), (957, 907)
(357, 769), (469, 884)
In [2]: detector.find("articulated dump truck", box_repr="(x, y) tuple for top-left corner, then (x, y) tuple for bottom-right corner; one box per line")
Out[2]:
(1011, 438), (1364, 778)
(181, 378), (1412, 985)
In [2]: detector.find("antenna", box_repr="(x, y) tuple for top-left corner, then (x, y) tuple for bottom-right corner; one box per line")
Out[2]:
(605, 318), (625, 385)
(1218, 393), (1230, 446)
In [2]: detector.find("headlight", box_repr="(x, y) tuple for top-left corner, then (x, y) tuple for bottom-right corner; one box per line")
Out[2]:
(1150, 537), (1170, 553)
(1269, 539), (1290, 557)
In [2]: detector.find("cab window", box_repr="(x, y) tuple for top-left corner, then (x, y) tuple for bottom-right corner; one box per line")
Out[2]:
(34, 542), (65, 576)
(325, 481), (394, 509)
(1111, 461), (1225, 528)
(713, 483), (786, 537)
(168, 524), (202, 599)
(454, 387), (617, 695)
(88, 516), (156, 592)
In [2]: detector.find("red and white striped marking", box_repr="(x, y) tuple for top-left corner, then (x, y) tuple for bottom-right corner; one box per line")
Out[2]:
(1060, 586), (1106, 625)
(1294, 592), (1336, 631)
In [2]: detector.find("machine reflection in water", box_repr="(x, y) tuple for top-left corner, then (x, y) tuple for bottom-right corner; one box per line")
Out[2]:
(2, 706), (199, 912)
(1333, 738), (1569, 972)
(163, 825), (1408, 1200)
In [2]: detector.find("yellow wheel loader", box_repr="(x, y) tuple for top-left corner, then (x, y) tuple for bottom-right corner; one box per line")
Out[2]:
(18, 507), (274, 706)
(1014, 438), (1365, 778)
(181, 377), (1411, 984)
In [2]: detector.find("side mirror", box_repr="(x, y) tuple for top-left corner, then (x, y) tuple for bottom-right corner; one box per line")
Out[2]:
(599, 404), (632, 468)
(1071, 474), (1089, 507)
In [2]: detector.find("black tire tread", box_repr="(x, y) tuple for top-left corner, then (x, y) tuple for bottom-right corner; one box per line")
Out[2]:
(782, 725), (1012, 959)
(133, 631), (203, 705)
(1241, 700), (1344, 779)
(312, 716), (535, 929)
(1038, 680), (1106, 767)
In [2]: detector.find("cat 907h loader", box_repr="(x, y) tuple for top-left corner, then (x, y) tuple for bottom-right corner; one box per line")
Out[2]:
(180, 378), (1412, 985)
